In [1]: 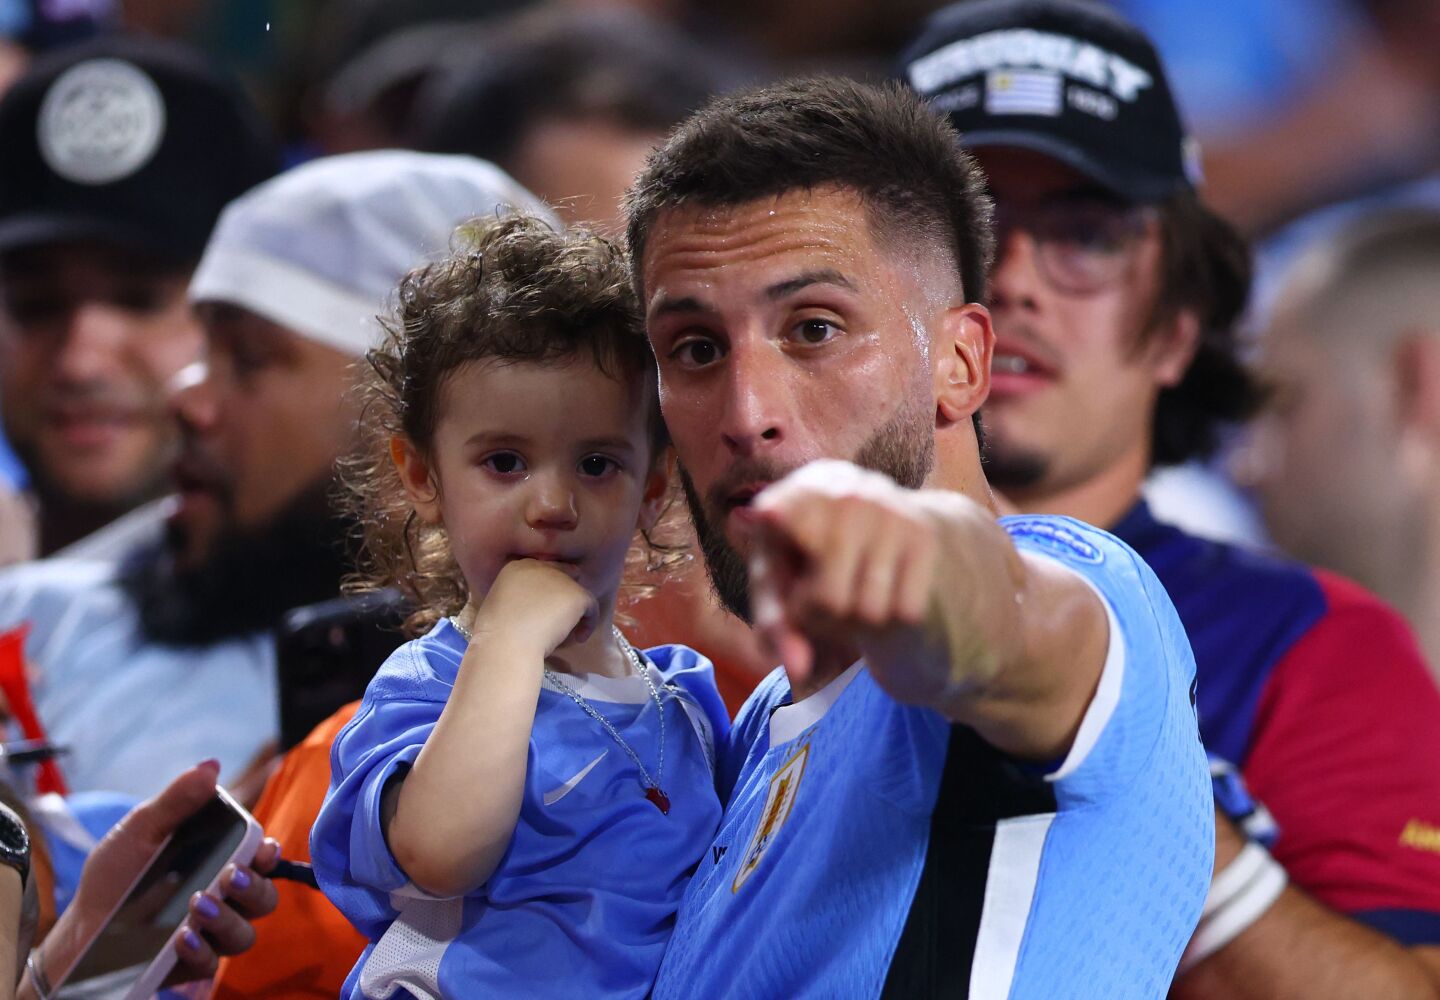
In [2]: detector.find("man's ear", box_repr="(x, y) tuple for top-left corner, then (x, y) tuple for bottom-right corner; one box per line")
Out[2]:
(390, 435), (443, 525)
(1392, 332), (1440, 445)
(637, 447), (675, 533)
(936, 303), (994, 425)
(1147, 308), (1203, 388)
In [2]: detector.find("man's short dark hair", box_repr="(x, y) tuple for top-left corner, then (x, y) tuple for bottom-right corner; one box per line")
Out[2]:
(625, 76), (995, 306)
(1147, 192), (1262, 467)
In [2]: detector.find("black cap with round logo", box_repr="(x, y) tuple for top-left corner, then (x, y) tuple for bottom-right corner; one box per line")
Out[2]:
(0, 34), (281, 262)
(898, 0), (1201, 203)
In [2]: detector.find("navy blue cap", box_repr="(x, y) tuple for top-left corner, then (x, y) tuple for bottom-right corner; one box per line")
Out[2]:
(899, 0), (1201, 203)
(0, 34), (281, 262)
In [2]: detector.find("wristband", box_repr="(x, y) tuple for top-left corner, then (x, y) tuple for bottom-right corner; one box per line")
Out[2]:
(1178, 841), (1288, 973)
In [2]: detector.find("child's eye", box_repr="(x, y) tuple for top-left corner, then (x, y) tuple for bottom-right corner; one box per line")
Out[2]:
(482, 452), (526, 475)
(579, 454), (619, 478)
(670, 336), (723, 369)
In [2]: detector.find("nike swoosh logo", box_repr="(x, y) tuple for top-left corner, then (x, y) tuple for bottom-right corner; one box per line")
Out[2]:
(543, 751), (608, 806)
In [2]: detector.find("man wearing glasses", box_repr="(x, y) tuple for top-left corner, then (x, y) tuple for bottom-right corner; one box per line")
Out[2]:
(903, 1), (1440, 995)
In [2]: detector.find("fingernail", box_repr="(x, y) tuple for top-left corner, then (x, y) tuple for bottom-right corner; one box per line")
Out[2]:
(194, 893), (219, 918)
(183, 929), (202, 953)
(197, 758), (220, 774)
(230, 866), (251, 890)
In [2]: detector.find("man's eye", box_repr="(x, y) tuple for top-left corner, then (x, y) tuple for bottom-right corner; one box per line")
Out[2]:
(579, 454), (618, 478)
(483, 452), (526, 475)
(1046, 210), (1133, 255)
(5, 296), (65, 327)
(672, 337), (722, 368)
(228, 349), (271, 377)
(795, 319), (838, 345)
(113, 286), (170, 313)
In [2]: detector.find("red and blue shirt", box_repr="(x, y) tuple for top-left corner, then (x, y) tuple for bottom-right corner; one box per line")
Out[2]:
(1115, 500), (1440, 945)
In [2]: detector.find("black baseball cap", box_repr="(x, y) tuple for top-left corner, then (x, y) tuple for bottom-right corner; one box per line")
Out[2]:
(898, 0), (1201, 203)
(0, 34), (281, 263)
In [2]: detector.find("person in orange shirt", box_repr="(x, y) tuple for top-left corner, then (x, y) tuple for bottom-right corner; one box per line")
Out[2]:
(211, 704), (364, 1000)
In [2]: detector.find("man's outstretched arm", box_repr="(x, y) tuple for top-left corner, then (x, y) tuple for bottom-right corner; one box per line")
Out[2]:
(746, 460), (1108, 762)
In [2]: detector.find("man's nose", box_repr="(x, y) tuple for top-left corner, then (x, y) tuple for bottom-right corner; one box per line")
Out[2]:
(717, 345), (787, 457)
(51, 302), (128, 384)
(986, 224), (1044, 315)
(168, 360), (220, 432)
(525, 469), (579, 530)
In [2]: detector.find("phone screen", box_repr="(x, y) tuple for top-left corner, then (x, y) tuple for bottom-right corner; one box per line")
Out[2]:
(63, 794), (251, 986)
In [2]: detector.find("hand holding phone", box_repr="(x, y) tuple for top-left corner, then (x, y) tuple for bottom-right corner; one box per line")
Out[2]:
(32, 761), (280, 997)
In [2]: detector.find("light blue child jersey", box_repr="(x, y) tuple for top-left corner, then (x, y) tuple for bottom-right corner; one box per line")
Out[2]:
(653, 515), (1214, 999)
(311, 620), (728, 1000)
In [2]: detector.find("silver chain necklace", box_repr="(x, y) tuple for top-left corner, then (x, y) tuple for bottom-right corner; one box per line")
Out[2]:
(449, 617), (672, 814)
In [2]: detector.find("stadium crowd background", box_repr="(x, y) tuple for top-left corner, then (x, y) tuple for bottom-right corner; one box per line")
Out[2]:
(3, 0), (1440, 553)
(0, 0), (1439, 996)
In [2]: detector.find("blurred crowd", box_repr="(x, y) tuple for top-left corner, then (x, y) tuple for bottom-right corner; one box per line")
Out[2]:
(0, 0), (1438, 996)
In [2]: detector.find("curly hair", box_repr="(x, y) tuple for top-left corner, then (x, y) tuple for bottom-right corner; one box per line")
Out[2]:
(339, 213), (669, 635)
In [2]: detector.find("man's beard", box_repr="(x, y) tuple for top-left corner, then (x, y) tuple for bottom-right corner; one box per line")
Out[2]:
(977, 412), (1050, 491)
(681, 402), (935, 623)
(120, 479), (350, 646)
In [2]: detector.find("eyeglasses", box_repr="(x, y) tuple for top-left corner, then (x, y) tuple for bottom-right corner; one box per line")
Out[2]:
(992, 198), (1158, 295)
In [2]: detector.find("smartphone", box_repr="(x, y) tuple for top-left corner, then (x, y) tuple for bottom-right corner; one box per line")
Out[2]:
(48, 786), (263, 999)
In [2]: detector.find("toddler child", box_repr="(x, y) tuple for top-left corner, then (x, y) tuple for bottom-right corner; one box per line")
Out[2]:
(311, 215), (728, 999)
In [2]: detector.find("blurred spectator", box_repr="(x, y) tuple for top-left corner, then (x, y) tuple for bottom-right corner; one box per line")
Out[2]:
(1246, 211), (1440, 683)
(0, 151), (548, 800)
(902, 0), (1440, 993)
(673, 0), (942, 71)
(1118, 0), (1440, 235)
(0, 427), (33, 566)
(419, 5), (745, 233)
(0, 35), (278, 559)
(303, 1), (530, 156)
(0, 0), (117, 97)
(310, 18), (487, 155)
(0, 490), (33, 567)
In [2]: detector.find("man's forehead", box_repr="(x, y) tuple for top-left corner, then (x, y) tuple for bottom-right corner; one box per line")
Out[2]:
(0, 241), (189, 281)
(647, 187), (870, 245)
(640, 187), (890, 298)
(202, 301), (297, 348)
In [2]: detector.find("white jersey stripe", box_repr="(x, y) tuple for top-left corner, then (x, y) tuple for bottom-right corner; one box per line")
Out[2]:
(1047, 569), (1125, 783)
(969, 813), (1055, 999)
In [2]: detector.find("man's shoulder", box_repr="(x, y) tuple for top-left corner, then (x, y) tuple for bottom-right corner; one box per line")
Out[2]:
(1000, 514), (1176, 638)
(730, 667), (792, 739)
(1001, 514), (1133, 568)
(1126, 511), (1327, 622)
(0, 552), (128, 626)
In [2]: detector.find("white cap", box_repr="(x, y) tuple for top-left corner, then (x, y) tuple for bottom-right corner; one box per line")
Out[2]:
(188, 150), (556, 356)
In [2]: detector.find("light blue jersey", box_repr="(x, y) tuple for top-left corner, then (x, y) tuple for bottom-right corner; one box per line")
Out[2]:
(653, 515), (1213, 999)
(0, 514), (277, 798)
(312, 620), (728, 999)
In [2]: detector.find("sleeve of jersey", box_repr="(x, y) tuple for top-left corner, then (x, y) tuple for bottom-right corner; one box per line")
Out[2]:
(1241, 572), (1440, 943)
(1002, 516), (1205, 805)
(309, 658), (450, 938)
